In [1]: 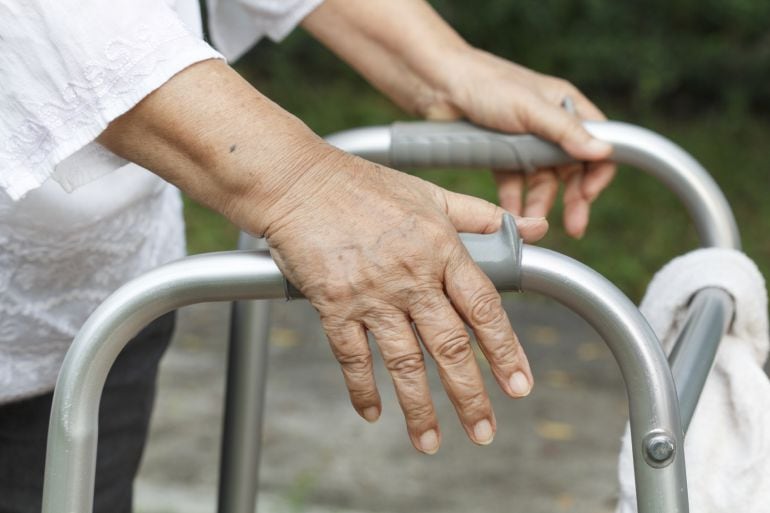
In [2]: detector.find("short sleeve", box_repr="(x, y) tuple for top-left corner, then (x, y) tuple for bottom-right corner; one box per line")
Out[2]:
(207, 0), (325, 61)
(0, 0), (223, 200)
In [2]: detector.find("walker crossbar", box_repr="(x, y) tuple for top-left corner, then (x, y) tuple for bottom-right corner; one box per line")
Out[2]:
(327, 120), (740, 249)
(42, 218), (688, 513)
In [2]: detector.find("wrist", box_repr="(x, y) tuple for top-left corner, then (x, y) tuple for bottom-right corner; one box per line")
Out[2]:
(225, 137), (349, 238)
(97, 60), (347, 239)
(410, 44), (480, 120)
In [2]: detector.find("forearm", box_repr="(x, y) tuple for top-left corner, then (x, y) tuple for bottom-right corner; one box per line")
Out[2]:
(98, 59), (339, 236)
(302, 0), (470, 117)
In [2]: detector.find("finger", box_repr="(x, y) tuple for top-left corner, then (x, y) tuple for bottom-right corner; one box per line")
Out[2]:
(442, 190), (548, 242)
(542, 82), (606, 122)
(582, 161), (617, 202)
(408, 286), (496, 446)
(559, 164), (590, 238)
(365, 310), (441, 454)
(523, 168), (559, 218)
(566, 90), (607, 122)
(323, 318), (381, 423)
(492, 170), (524, 215)
(445, 251), (533, 400)
(521, 97), (612, 161)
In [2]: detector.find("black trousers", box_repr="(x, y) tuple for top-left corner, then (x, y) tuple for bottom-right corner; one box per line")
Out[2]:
(0, 312), (176, 513)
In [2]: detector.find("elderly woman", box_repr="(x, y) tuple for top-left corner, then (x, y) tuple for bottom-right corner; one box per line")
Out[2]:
(0, 0), (613, 511)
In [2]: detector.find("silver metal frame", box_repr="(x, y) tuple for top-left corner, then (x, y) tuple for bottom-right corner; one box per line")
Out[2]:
(220, 121), (739, 513)
(217, 235), (272, 513)
(41, 121), (739, 513)
(41, 247), (689, 513)
(326, 120), (739, 249)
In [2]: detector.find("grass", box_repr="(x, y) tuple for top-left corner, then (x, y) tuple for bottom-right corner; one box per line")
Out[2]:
(184, 43), (770, 303)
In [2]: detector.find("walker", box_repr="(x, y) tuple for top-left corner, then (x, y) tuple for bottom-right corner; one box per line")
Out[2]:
(40, 121), (738, 513)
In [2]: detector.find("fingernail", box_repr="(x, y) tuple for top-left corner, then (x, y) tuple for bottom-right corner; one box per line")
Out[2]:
(473, 419), (494, 445)
(362, 407), (380, 423)
(509, 371), (532, 396)
(419, 429), (440, 454)
(586, 138), (612, 156)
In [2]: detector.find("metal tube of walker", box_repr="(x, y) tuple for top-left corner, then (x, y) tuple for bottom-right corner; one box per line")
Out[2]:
(41, 251), (287, 513)
(521, 246), (688, 512)
(42, 223), (688, 513)
(668, 287), (735, 432)
(218, 235), (273, 513)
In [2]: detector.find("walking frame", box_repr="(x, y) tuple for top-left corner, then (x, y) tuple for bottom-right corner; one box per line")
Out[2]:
(41, 121), (739, 513)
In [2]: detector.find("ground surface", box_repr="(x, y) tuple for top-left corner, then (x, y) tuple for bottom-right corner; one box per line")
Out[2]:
(135, 295), (628, 513)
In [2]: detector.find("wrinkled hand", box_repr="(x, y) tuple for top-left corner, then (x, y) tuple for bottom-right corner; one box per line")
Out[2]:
(425, 48), (616, 238)
(263, 150), (548, 454)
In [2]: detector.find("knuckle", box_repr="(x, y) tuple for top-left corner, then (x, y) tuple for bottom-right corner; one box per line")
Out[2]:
(321, 279), (355, 303)
(350, 387), (379, 403)
(552, 77), (579, 97)
(487, 340), (523, 367)
(364, 308), (405, 334)
(337, 352), (373, 376)
(405, 401), (435, 422)
(433, 330), (474, 366)
(518, 100), (535, 127)
(408, 286), (443, 316)
(469, 291), (505, 326)
(558, 117), (584, 142)
(552, 77), (571, 90)
(563, 79), (579, 93)
(456, 388), (489, 414)
(386, 351), (426, 378)
(527, 169), (557, 187)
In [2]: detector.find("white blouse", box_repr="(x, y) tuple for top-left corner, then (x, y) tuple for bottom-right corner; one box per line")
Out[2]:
(0, 0), (324, 402)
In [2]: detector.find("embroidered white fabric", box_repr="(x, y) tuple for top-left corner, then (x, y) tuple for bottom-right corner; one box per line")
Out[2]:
(0, 169), (186, 401)
(0, 0), (322, 402)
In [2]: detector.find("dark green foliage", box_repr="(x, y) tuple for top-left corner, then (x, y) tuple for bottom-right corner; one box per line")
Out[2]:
(427, 1), (770, 116)
(232, 1), (770, 117)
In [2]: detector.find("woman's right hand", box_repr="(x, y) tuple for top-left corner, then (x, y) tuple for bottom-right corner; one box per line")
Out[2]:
(257, 149), (548, 453)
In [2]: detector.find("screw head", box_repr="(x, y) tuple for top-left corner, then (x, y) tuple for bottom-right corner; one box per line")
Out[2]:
(644, 433), (676, 466)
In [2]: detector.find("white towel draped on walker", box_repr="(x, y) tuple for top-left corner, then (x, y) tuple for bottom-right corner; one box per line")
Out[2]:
(616, 248), (770, 512)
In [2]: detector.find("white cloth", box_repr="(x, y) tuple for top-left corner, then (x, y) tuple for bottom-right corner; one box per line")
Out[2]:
(0, 0), (320, 402)
(207, 0), (325, 61)
(616, 248), (770, 512)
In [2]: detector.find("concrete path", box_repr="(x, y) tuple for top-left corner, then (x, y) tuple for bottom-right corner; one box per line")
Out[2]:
(135, 294), (628, 513)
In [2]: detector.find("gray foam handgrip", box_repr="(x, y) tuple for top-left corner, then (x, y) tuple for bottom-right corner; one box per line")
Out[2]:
(458, 213), (522, 292)
(390, 121), (576, 171)
(285, 214), (522, 298)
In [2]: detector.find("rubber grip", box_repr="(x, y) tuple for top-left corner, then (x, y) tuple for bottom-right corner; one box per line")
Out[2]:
(285, 214), (522, 298)
(390, 121), (576, 171)
(458, 213), (522, 291)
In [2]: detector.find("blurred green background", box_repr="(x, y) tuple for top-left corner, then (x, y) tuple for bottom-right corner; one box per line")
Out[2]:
(186, 1), (770, 302)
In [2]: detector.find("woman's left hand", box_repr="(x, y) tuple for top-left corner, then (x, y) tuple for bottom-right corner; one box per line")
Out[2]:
(421, 48), (616, 239)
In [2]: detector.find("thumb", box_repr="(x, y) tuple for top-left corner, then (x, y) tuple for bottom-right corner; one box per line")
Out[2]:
(443, 190), (548, 242)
